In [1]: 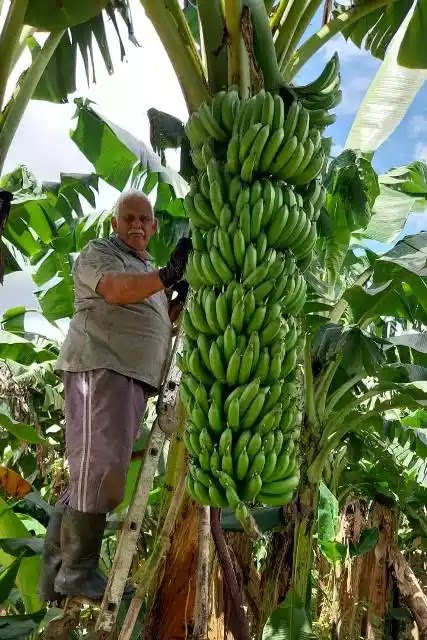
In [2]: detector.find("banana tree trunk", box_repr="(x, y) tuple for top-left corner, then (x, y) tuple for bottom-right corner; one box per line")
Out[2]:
(335, 498), (370, 640)
(319, 499), (396, 640)
(389, 545), (427, 639)
(143, 496), (199, 639)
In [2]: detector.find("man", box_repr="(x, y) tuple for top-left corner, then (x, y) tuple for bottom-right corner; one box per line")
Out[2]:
(39, 189), (191, 602)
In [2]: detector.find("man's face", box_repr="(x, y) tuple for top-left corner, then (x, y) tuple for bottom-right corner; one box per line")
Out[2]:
(112, 195), (158, 254)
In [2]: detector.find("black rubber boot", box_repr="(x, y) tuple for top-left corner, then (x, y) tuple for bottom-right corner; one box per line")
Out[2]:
(54, 507), (134, 602)
(39, 503), (65, 602)
(54, 507), (109, 601)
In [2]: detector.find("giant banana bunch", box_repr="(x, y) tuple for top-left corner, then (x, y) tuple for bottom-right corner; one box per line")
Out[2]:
(179, 84), (335, 510)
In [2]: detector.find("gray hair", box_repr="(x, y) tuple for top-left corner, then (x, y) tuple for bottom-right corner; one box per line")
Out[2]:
(113, 189), (153, 218)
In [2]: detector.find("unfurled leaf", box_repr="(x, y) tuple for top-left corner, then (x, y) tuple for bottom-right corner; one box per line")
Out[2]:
(325, 150), (379, 231)
(379, 232), (427, 277)
(1, 307), (27, 335)
(345, 6), (427, 152)
(388, 333), (427, 354)
(0, 414), (48, 446)
(71, 99), (188, 196)
(0, 557), (21, 605)
(402, 410), (427, 429)
(36, 279), (74, 322)
(383, 161), (427, 196)
(338, 1), (408, 59)
(377, 364), (427, 384)
(0, 496), (41, 612)
(0, 538), (44, 558)
(148, 213), (189, 266)
(25, 0), (108, 30)
(344, 282), (414, 325)
(319, 540), (347, 563)
(312, 324), (387, 375)
(0, 611), (44, 639)
(318, 482), (339, 541)
(0, 330), (56, 365)
(262, 589), (314, 640)
(366, 185), (417, 243)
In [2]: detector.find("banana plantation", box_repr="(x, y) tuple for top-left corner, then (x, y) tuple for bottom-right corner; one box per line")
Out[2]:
(1, 0), (427, 638)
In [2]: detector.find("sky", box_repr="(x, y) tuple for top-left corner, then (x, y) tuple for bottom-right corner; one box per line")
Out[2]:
(1, 0), (427, 337)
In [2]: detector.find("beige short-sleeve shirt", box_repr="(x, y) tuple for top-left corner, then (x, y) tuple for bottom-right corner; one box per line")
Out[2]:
(55, 236), (172, 390)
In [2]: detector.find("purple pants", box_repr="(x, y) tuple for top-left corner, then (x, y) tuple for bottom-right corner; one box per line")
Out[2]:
(59, 369), (147, 514)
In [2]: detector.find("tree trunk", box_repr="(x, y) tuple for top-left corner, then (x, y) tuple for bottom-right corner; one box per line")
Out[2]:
(390, 545), (427, 640)
(320, 499), (396, 640)
(335, 499), (370, 640)
(143, 497), (198, 640)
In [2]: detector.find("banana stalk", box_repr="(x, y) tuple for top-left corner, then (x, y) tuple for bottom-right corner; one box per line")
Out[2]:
(197, 0), (228, 94)
(139, 0), (209, 113)
(0, 0), (28, 112)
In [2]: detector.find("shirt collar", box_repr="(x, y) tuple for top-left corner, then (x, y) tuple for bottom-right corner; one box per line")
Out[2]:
(109, 234), (152, 262)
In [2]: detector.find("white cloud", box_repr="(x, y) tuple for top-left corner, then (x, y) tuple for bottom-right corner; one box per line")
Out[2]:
(322, 35), (370, 63)
(338, 75), (372, 116)
(409, 115), (427, 138)
(332, 143), (344, 156)
(415, 142), (427, 161)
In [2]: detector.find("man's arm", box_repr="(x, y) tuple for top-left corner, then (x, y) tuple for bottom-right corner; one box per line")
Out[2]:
(95, 238), (192, 306)
(97, 271), (165, 305)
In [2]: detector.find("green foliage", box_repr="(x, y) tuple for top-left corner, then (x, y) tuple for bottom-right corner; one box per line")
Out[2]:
(262, 589), (314, 640)
(324, 150), (379, 232)
(365, 162), (427, 243)
(335, 0), (426, 67)
(0, 611), (45, 639)
(0, 538), (44, 557)
(318, 150), (379, 284)
(25, 0), (109, 30)
(0, 557), (21, 605)
(312, 324), (387, 376)
(317, 481), (339, 541)
(71, 98), (187, 196)
(0, 413), (49, 445)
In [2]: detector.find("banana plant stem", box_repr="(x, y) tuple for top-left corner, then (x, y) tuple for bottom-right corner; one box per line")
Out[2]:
(329, 268), (372, 324)
(323, 374), (364, 422)
(139, 0), (209, 113)
(314, 357), (341, 422)
(224, 0), (243, 88)
(283, 0), (323, 68)
(275, 0), (312, 71)
(0, 30), (64, 174)
(197, 0), (228, 93)
(304, 336), (318, 428)
(0, 0), (29, 112)
(11, 25), (35, 72)
(270, 0), (291, 34)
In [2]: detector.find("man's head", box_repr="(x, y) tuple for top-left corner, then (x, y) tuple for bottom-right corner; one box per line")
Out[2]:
(112, 189), (158, 254)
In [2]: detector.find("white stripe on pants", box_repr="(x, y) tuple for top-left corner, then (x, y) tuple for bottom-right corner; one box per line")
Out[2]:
(61, 369), (147, 514)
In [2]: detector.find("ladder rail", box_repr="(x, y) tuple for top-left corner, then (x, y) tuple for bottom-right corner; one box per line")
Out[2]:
(118, 471), (187, 640)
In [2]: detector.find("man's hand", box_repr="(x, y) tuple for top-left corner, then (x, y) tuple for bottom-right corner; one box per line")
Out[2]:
(158, 237), (192, 288)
